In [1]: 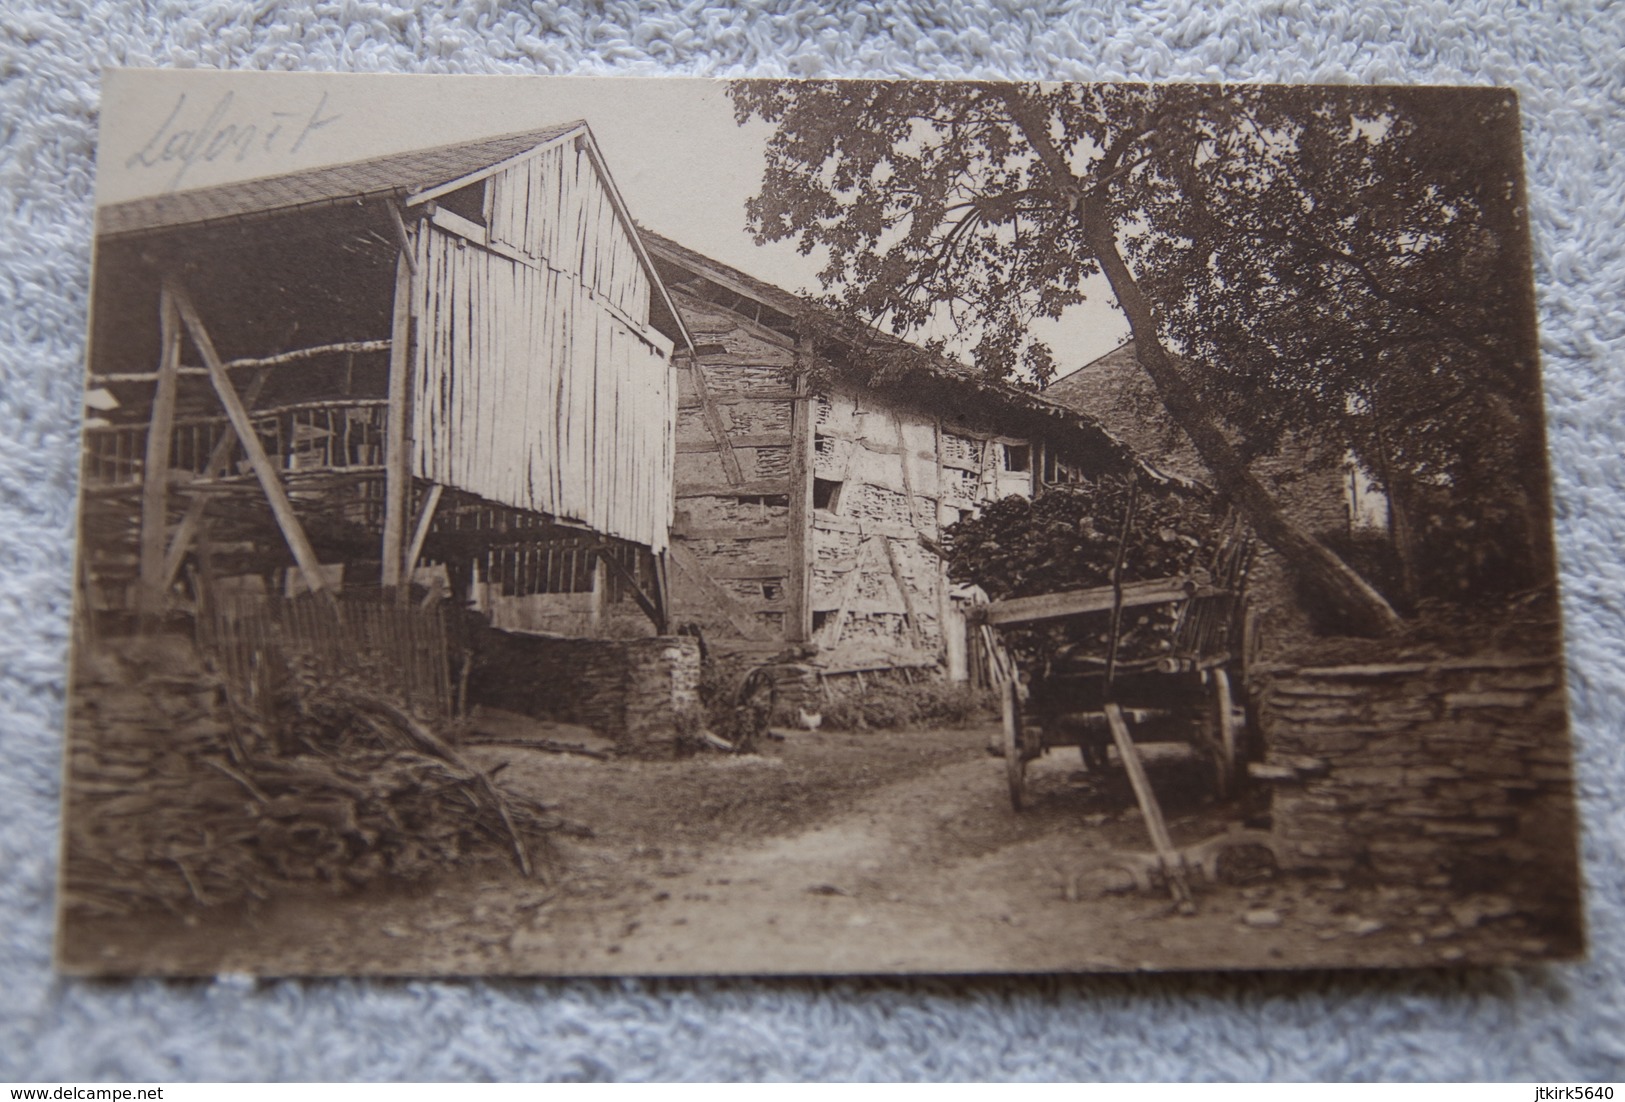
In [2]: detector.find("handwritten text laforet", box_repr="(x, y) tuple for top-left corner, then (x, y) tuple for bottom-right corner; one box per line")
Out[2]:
(124, 91), (343, 192)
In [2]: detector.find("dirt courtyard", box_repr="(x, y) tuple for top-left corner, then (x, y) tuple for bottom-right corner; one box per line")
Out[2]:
(59, 719), (1562, 976)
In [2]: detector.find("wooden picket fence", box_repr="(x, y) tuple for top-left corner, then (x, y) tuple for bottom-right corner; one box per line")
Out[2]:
(197, 588), (453, 719)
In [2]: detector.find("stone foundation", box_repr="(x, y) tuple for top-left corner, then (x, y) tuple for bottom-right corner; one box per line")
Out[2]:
(1250, 656), (1580, 899)
(473, 632), (701, 754)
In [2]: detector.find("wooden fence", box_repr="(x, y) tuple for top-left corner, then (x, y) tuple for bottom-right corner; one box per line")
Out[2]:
(82, 399), (389, 491)
(197, 589), (453, 719)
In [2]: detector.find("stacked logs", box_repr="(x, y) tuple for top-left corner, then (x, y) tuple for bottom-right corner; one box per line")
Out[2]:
(61, 636), (556, 917)
(944, 476), (1229, 665)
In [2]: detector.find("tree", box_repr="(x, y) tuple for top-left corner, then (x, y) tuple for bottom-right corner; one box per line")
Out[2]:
(731, 81), (1548, 636)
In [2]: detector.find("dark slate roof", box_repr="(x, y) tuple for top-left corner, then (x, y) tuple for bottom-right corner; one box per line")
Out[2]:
(1046, 340), (1143, 405)
(640, 228), (808, 321)
(97, 122), (584, 237)
(1044, 340), (1208, 483)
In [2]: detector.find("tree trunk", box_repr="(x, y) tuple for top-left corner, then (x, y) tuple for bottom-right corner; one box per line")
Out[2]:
(1369, 397), (1420, 610)
(1495, 387), (1561, 592)
(1081, 199), (1405, 638)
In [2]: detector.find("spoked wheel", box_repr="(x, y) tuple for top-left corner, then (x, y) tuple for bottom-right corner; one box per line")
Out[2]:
(1205, 667), (1241, 798)
(1000, 678), (1029, 811)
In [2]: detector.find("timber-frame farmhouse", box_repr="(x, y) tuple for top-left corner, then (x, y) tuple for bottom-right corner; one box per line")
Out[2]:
(643, 232), (1177, 680)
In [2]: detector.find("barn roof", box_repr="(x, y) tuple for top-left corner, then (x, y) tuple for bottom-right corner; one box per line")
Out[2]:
(640, 229), (1204, 491)
(97, 122), (585, 237)
(98, 122), (694, 352)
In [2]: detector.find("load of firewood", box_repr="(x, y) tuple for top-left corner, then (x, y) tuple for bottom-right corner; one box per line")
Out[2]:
(943, 475), (1224, 664)
(62, 638), (556, 917)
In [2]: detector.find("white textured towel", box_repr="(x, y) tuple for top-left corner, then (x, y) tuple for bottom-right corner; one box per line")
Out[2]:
(2, 0), (1622, 1081)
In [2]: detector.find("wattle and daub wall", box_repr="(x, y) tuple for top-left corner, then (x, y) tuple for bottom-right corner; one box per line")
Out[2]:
(666, 287), (1050, 672)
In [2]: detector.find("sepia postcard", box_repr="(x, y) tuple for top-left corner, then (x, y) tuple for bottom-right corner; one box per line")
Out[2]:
(57, 70), (1583, 975)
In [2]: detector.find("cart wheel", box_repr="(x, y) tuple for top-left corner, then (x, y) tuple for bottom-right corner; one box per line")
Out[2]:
(1209, 667), (1239, 798)
(1000, 679), (1028, 811)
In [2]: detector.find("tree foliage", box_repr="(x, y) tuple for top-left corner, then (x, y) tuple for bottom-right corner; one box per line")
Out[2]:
(732, 81), (1550, 631)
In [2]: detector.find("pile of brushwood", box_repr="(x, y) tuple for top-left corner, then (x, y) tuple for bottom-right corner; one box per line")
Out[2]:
(943, 475), (1225, 664)
(62, 637), (558, 917)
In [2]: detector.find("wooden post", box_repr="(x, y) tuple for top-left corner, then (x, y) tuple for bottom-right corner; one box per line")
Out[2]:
(159, 368), (271, 590)
(934, 415), (953, 671)
(1104, 703), (1195, 914)
(822, 537), (870, 651)
(386, 203), (418, 275)
(381, 246), (414, 590)
(668, 542), (774, 642)
(651, 549), (671, 635)
(892, 414), (924, 531)
(682, 348), (744, 486)
(592, 545), (664, 633)
(137, 287), (182, 614)
(589, 553), (608, 635)
(170, 282), (331, 599)
(785, 366), (815, 642)
(883, 537), (925, 652)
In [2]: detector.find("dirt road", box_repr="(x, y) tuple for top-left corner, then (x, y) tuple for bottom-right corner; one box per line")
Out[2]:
(62, 723), (1553, 975)
(512, 737), (1240, 975)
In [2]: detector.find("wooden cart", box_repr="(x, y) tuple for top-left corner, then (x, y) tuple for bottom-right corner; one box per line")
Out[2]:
(975, 521), (1256, 812)
(973, 524), (1258, 911)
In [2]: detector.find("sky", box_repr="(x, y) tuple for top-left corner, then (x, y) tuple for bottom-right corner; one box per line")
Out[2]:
(98, 70), (1128, 375)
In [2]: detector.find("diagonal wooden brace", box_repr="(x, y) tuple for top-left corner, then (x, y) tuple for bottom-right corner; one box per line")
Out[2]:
(169, 281), (332, 599)
(668, 541), (773, 642)
(397, 482), (445, 604)
(159, 368), (271, 589)
(592, 543), (666, 633)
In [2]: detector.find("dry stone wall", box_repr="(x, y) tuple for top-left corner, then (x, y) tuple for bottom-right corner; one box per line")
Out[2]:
(473, 632), (701, 754)
(1250, 657), (1579, 902)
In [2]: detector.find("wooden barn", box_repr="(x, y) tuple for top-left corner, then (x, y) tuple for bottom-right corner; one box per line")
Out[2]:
(642, 232), (1174, 680)
(80, 124), (694, 717)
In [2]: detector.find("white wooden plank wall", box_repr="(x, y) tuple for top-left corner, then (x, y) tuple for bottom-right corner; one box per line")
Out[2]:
(486, 145), (651, 324)
(413, 215), (675, 551)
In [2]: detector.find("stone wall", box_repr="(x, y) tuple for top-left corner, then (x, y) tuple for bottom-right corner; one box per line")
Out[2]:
(1250, 657), (1580, 902)
(472, 632), (701, 754)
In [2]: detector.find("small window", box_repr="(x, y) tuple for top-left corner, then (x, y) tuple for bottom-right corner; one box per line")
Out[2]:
(813, 478), (843, 512)
(761, 582), (783, 601)
(812, 610), (832, 633)
(1003, 444), (1031, 473)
